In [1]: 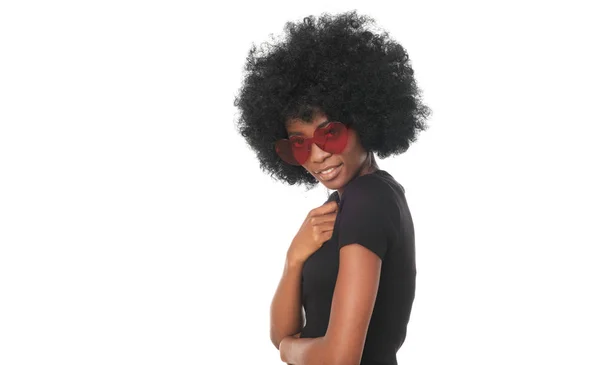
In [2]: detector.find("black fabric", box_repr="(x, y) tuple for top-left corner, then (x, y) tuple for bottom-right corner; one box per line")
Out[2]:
(300, 170), (416, 365)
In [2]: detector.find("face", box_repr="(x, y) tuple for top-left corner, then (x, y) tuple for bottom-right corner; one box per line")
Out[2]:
(285, 112), (373, 196)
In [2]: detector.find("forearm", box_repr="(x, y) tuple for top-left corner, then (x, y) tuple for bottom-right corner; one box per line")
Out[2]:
(270, 254), (305, 349)
(279, 335), (331, 365)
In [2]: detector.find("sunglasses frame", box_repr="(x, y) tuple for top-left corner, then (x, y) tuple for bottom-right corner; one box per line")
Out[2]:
(275, 121), (349, 166)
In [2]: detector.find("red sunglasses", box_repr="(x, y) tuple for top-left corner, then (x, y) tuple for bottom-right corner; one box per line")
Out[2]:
(275, 121), (349, 165)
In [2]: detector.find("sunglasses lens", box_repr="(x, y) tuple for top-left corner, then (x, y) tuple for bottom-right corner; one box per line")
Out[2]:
(275, 122), (348, 166)
(315, 122), (348, 154)
(275, 139), (304, 165)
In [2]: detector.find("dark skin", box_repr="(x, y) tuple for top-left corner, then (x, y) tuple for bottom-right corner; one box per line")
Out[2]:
(279, 113), (384, 363)
(285, 111), (380, 198)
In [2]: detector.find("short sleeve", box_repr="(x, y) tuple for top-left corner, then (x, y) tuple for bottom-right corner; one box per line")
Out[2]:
(337, 186), (390, 260)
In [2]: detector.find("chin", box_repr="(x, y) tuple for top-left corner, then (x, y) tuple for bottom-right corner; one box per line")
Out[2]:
(321, 174), (345, 190)
(324, 182), (342, 191)
(312, 163), (346, 188)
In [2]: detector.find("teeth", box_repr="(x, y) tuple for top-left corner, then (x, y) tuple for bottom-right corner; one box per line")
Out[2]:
(320, 166), (336, 174)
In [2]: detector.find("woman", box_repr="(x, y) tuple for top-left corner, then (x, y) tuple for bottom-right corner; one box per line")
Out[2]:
(234, 10), (431, 365)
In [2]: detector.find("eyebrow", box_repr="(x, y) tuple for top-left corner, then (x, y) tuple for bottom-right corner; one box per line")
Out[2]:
(288, 119), (330, 137)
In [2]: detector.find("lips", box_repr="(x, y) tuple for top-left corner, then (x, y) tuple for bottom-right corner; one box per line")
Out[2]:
(316, 164), (342, 174)
(318, 163), (342, 181)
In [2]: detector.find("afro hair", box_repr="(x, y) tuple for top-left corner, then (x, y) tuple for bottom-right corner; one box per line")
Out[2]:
(234, 9), (431, 189)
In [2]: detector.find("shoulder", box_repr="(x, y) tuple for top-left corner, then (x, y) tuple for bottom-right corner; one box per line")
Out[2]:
(340, 171), (394, 210)
(336, 171), (396, 260)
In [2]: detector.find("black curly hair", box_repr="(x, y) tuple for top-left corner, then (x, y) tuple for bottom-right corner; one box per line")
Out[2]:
(234, 9), (431, 189)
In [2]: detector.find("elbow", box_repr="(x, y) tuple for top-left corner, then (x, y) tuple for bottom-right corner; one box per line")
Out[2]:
(270, 328), (291, 350)
(270, 326), (302, 350)
(269, 320), (284, 349)
(270, 330), (282, 350)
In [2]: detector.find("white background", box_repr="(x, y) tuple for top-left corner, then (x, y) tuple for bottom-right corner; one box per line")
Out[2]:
(1, 1), (599, 364)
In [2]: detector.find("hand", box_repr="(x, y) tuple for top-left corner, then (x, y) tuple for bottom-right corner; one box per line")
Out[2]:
(279, 335), (296, 363)
(279, 333), (300, 364)
(287, 200), (338, 265)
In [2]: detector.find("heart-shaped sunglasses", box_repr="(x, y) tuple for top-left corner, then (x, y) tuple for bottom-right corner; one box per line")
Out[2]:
(275, 121), (349, 165)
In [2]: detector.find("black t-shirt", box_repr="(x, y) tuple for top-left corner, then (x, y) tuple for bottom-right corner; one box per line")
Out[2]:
(300, 169), (416, 365)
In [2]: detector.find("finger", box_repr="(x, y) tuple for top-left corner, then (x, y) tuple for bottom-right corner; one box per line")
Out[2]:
(311, 212), (337, 226)
(309, 200), (338, 218)
(316, 217), (335, 230)
(321, 212), (338, 222)
(320, 230), (334, 242)
(318, 200), (339, 214)
(319, 223), (335, 233)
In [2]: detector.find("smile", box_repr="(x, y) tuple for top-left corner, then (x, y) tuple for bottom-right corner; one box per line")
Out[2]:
(318, 164), (342, 181)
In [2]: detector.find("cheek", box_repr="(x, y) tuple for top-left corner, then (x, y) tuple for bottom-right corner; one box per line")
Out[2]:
(303, 164), (319, 178)
(343, 131), (359, 155)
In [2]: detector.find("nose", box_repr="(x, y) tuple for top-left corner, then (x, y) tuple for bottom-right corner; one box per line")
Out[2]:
(308, 141), (332, 163)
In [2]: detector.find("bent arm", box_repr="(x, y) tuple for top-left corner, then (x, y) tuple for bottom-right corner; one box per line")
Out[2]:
(270, 253), (305, 349)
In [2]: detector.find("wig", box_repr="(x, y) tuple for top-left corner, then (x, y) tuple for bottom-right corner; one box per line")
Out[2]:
(234, 10), (431, 189)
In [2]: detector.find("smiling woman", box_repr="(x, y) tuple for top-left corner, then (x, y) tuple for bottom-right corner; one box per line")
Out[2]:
(281, 113), (375, 198)
(233, 9), (430, 365)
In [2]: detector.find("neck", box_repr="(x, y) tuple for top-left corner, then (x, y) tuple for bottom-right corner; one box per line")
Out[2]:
(337, 152), (379, 199)
(361, 151), (379, 175)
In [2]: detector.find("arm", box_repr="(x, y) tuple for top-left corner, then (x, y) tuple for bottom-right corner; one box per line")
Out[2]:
(279, 335), (329, 365)
(279, 243), (382, 365)
(270, 253), (305, 349)
(281, 183), (390, 364)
